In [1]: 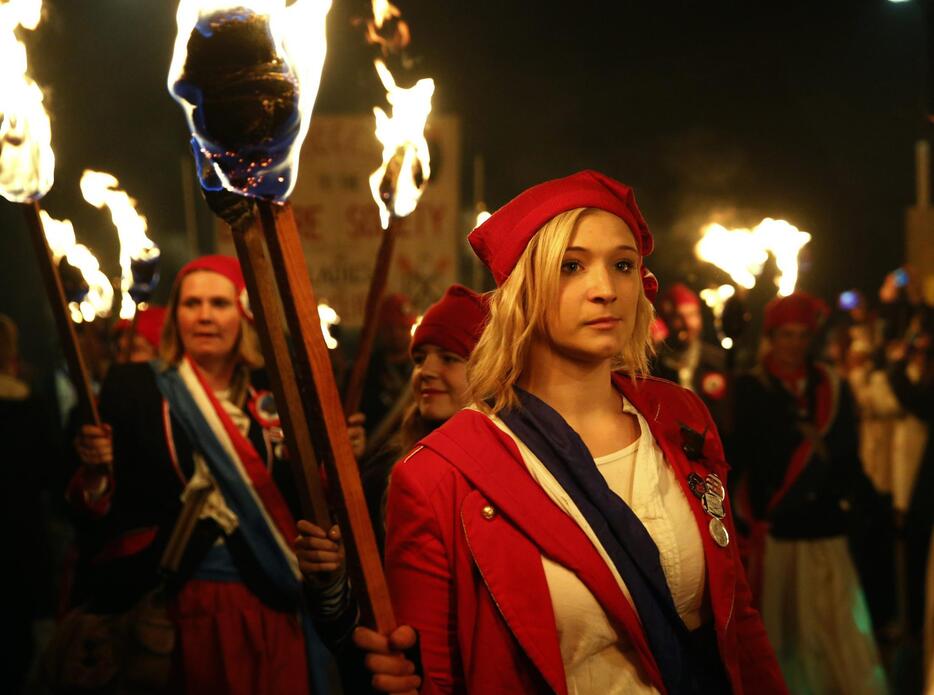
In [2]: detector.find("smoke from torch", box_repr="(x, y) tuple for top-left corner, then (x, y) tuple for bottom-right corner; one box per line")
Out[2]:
(0, 0), (53, 203)
(80, 170), (159, 319)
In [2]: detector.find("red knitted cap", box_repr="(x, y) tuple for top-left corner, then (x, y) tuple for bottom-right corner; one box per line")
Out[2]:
(175, 255), (252, 321)
(410, 284), (489, 359)
(764, 292), (829, 332)
(660, 283), (700, 310)
(467, 170), (655, 298)
(114, 305), (166, 349)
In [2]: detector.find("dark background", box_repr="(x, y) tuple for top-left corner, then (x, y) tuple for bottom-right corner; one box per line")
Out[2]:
(0, 0), (928, 380)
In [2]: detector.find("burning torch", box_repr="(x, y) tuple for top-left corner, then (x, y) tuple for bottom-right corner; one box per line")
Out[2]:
(0, 0), (103, 426)
(167, 0), (394, 631)
(342, 54), (435, 416)
(80, 170), (160, 359)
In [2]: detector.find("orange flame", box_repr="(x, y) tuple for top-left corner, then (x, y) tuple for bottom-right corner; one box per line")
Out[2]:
(167, 0), (332, 200)
(80, 170), (158, 319)
(363, 0), (409, 54)
(695, 218), (811, 297)
(40, 210), (113, 323)
(0, 0), (53, 202)
(369, 60), (434, 229)
(318, 302), (339, 349)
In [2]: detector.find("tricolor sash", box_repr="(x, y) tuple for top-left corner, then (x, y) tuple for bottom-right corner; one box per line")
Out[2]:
(151, 357), (302, 601)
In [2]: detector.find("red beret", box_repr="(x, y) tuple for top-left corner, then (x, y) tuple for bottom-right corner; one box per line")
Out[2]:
(764, 292), (829, 333)
(468, 170), (655, 296)
(660, 283), (700, 310)
(114, 305), (166, 349)
(175, 255), (252, 321)
(411, 285), (489, 359)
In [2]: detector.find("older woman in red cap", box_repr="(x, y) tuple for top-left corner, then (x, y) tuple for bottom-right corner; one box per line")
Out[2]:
(68, 255), (355, 695)
(729, 292), (887, 694)
(354, 171), (786, 695)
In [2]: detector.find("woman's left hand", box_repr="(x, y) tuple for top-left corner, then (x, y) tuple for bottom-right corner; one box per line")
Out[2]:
(295, 520), (345, 586)
(348, 412), (366, 459)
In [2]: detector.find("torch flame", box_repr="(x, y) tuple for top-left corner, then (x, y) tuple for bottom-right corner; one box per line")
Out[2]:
(699, 283), (736, 321)
(167, 0), (332, 201)
(318, 302), (339, 349)
(39, 210), (113, 323)
(369, 59), (434, 229)
(0, 0), (54, 202)
(364, 0), (409, 54)
(80, 170), (158, 319)
(695, 218), (811, 297)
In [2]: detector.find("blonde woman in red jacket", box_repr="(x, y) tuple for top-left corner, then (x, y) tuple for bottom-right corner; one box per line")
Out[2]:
(354, 171), (787, 695)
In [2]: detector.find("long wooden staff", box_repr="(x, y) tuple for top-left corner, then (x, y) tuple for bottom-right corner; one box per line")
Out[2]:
(342, 219), (398, 415)
(230, 201), (395, 632)
(22, 200), (101, 426)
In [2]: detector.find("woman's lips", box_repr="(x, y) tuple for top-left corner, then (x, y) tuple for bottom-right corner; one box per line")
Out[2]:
(584, 318), (621, 330)
(420, 389), (446, 396)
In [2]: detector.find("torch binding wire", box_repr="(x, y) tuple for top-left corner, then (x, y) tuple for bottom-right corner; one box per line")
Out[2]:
(22, 201), (101, 427)
(231, 200), (395, 633)
(342, 216), (398, 416)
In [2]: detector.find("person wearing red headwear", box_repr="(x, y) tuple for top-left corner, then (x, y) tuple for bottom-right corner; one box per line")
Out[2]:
(653, 284), (732, 434)
(64, 255), (356, 695)
(111, 305), (168, 364)
(353, 171), (786, 695)
(728, 292), (887, 694)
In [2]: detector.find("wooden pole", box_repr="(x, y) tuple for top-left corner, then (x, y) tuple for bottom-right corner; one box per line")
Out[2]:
(342, 218), (398, 415)
(258, 200), (396, 633)
(22, 201), (101, 426)
(228, 216), (331, 529)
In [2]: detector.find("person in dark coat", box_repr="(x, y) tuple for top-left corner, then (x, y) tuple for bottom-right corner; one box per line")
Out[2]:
(729, 291), (887, 694)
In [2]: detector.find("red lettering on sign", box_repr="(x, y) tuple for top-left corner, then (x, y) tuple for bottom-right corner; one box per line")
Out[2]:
(346, 205), (382, 239)
(293, 204), (322, 242)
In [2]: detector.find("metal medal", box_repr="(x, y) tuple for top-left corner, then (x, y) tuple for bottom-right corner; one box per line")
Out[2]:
(709, 517), (730, 547)
(702, 492), (726, 519)
(687, 472), (706, 499)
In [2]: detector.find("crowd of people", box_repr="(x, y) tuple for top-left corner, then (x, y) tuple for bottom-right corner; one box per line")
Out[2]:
(3, 169), (932, 694)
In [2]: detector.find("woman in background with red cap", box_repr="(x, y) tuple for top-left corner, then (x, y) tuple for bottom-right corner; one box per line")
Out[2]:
(356, 284), (489, 552)
(729, 292), (887, 694)
(354, 171), (786, 695)
(67, 255), (355, 695)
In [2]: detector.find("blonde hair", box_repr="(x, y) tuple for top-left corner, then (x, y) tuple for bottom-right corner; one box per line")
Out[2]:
(159, 270), (264, 372)
(467, 207), (655, 414)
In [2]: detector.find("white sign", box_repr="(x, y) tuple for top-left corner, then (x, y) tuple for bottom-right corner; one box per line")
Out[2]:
(217, 113), (461, 327)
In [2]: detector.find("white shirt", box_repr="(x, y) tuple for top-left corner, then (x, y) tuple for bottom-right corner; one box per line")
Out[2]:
(490, 398), (707, 695)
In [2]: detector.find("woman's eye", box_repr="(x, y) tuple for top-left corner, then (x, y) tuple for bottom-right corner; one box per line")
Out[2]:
(442, 354), (463, 365)
(412, 354), (425, 366)
(616, 260), (635, 272)
(561, 261), (582, 274)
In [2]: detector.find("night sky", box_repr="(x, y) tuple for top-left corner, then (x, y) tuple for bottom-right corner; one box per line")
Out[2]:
(0, 0), (928, 376)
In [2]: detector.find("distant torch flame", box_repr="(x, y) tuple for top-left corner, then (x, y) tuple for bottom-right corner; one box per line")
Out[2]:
(695, 218), (811, 297)
(369, 59), (434, 229)
(365, 0), (409, 54)
(0, 0), (54, 202)
(410, 313), (423, 337)
(39, 210), (113, 323)
(167, 0), (332, 201)
(80, 170), (159, 319)
(318, 302), (339, 349)
(474, 210), (491, 228)
(699, 283), (736, 321)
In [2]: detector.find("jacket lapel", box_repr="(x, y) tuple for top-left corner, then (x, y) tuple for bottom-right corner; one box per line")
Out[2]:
(617, 376), (737, 634)
(424, 411), (666, 693)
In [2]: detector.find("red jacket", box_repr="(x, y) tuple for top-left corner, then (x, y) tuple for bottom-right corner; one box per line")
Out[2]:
(384, 374), (788, 695)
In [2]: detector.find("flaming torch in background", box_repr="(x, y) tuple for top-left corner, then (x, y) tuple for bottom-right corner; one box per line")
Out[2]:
(168, 0), (394, 631)
(80, 170), (160, 319)
(695, 217), (811, 355)
(0, 0), (102, 426)
(318, 302), (339, 350)
(342, 2), (435, 415)
(40, 210), (114, 324)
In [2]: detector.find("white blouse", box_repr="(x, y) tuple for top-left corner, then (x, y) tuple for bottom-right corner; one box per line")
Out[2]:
(490, 398), (708, 695)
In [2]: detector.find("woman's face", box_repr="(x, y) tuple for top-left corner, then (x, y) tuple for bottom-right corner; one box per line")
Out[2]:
(769, 323), (812, 371)
(176, 271), (241, 366)
(411, 344), (469, 422)
(544, 210), (641, 364)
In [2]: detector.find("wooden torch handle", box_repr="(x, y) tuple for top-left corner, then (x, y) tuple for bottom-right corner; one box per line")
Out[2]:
(22, 201), (102, 427)
(342, 220), (398, 416)
(258, 200), (396, 633)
